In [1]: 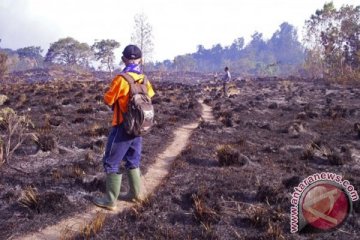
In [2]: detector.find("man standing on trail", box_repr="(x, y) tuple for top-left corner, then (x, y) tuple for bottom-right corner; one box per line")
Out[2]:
(222, 66), (231, 97)
(93, 44), (155, 210)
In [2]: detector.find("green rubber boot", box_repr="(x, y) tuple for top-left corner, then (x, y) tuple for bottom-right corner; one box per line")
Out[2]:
(119, 168), (143, 202)
(93, 173), (122, 210)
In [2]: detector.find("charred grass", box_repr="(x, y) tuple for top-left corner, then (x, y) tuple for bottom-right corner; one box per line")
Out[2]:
(91, 78), (359, 239)
(0, 72), (201, 239)
(1, 72), (360, 239)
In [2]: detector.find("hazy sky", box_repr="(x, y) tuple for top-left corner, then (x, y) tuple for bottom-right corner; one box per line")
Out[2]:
(0, 0), (358, 62)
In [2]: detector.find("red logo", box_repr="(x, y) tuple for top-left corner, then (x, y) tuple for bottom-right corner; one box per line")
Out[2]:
(301, 183), (350, 230)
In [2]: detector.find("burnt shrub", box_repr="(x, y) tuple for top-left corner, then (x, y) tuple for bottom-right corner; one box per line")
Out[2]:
(296, 112), (307, 120)
(221, 117), (233, 127)
(203, 98), (211, 104)
(97, 105), (110, 112)
(213, 105), (221, 112)
(92, 139), (106, 153)
(354, 123), (360, 139)
(38, 192), (73, 213)
(282, 176), (300, 188)
(77, 105), (94, 114)
(328, 152), (344, 165)
(72, 117), (85, 123)
(19, 188), (73, 214)
(94, 95), (103, 102)
(162, 97), (171, 103)
(256, 185), (283, 204)
(268, 102), (278, 109)
(62, 99), (71, 105)
(49, 117), (62, 126)
(219, 111), (233, 127)
(216, 145), (246, 167)
(35, 134), (57, 152)
(300, 146), (314, 160)
(75, 92), (84, 98)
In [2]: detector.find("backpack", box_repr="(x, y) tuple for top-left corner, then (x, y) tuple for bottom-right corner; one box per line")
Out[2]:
(117, 72), (154, 137)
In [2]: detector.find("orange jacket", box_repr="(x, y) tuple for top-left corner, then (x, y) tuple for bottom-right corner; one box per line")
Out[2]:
(104, 72), (155, 126)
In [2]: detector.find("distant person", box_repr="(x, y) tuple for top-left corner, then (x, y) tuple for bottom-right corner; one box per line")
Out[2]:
(213, 72), (218, 82)
(222, 66), (231, 97)
(93, 44), (155, 211)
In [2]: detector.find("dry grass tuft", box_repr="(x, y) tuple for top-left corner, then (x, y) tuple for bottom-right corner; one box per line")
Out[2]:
(301, 144), (314, 160)
(83, 123), (108, 137)
(77, 105), (93, 114)
(136, 195), (152, 207)
(72, 165), (85, 178)
(280, 80), (293, 92)
(84, 150), (95, 163)
(301, 140), (345, 165)
(247, 205), (268, 227)
(18, 185), (39, 212)
(80, 212), (106, 239)
(60, 209), (107, 240)
(266, 221), (285, 240)
(51, 169), (62, 180)
(191, 192), (219, 229)
(92, 139), (105, 153)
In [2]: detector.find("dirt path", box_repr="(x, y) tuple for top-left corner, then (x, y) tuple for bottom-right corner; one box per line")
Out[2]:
(201, 100), (215, 123)
(16, 100), (214, 240)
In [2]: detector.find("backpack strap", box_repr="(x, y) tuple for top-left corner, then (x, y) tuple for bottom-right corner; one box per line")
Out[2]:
(115, 73), (148, 125)
(115, 100), (121, 126)
(119, 72), (135, 85)
(119, 72), (148, 95)
(115, 73), (135, 126)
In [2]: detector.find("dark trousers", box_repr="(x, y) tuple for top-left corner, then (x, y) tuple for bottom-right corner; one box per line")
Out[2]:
(223, 81), (228, 97)
(103, 124), (142, 173)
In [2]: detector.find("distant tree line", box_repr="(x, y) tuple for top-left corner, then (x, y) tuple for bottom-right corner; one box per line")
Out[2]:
(0, 38), (121, 75)
(1, 2), (359, 82)
(147, 1), (359, 81)
(0, 12), (153, 77)
(146, 22), (305, 77)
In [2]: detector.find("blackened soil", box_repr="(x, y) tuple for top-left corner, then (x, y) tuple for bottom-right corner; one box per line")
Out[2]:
(0, 72), (201, 239)
(93, 78), (360, 240)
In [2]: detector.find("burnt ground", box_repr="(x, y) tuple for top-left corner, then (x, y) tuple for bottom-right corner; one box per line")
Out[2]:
(0, 71), (360, 240)
(0, 72), (201, 239)
(91, 79), (360, 240)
